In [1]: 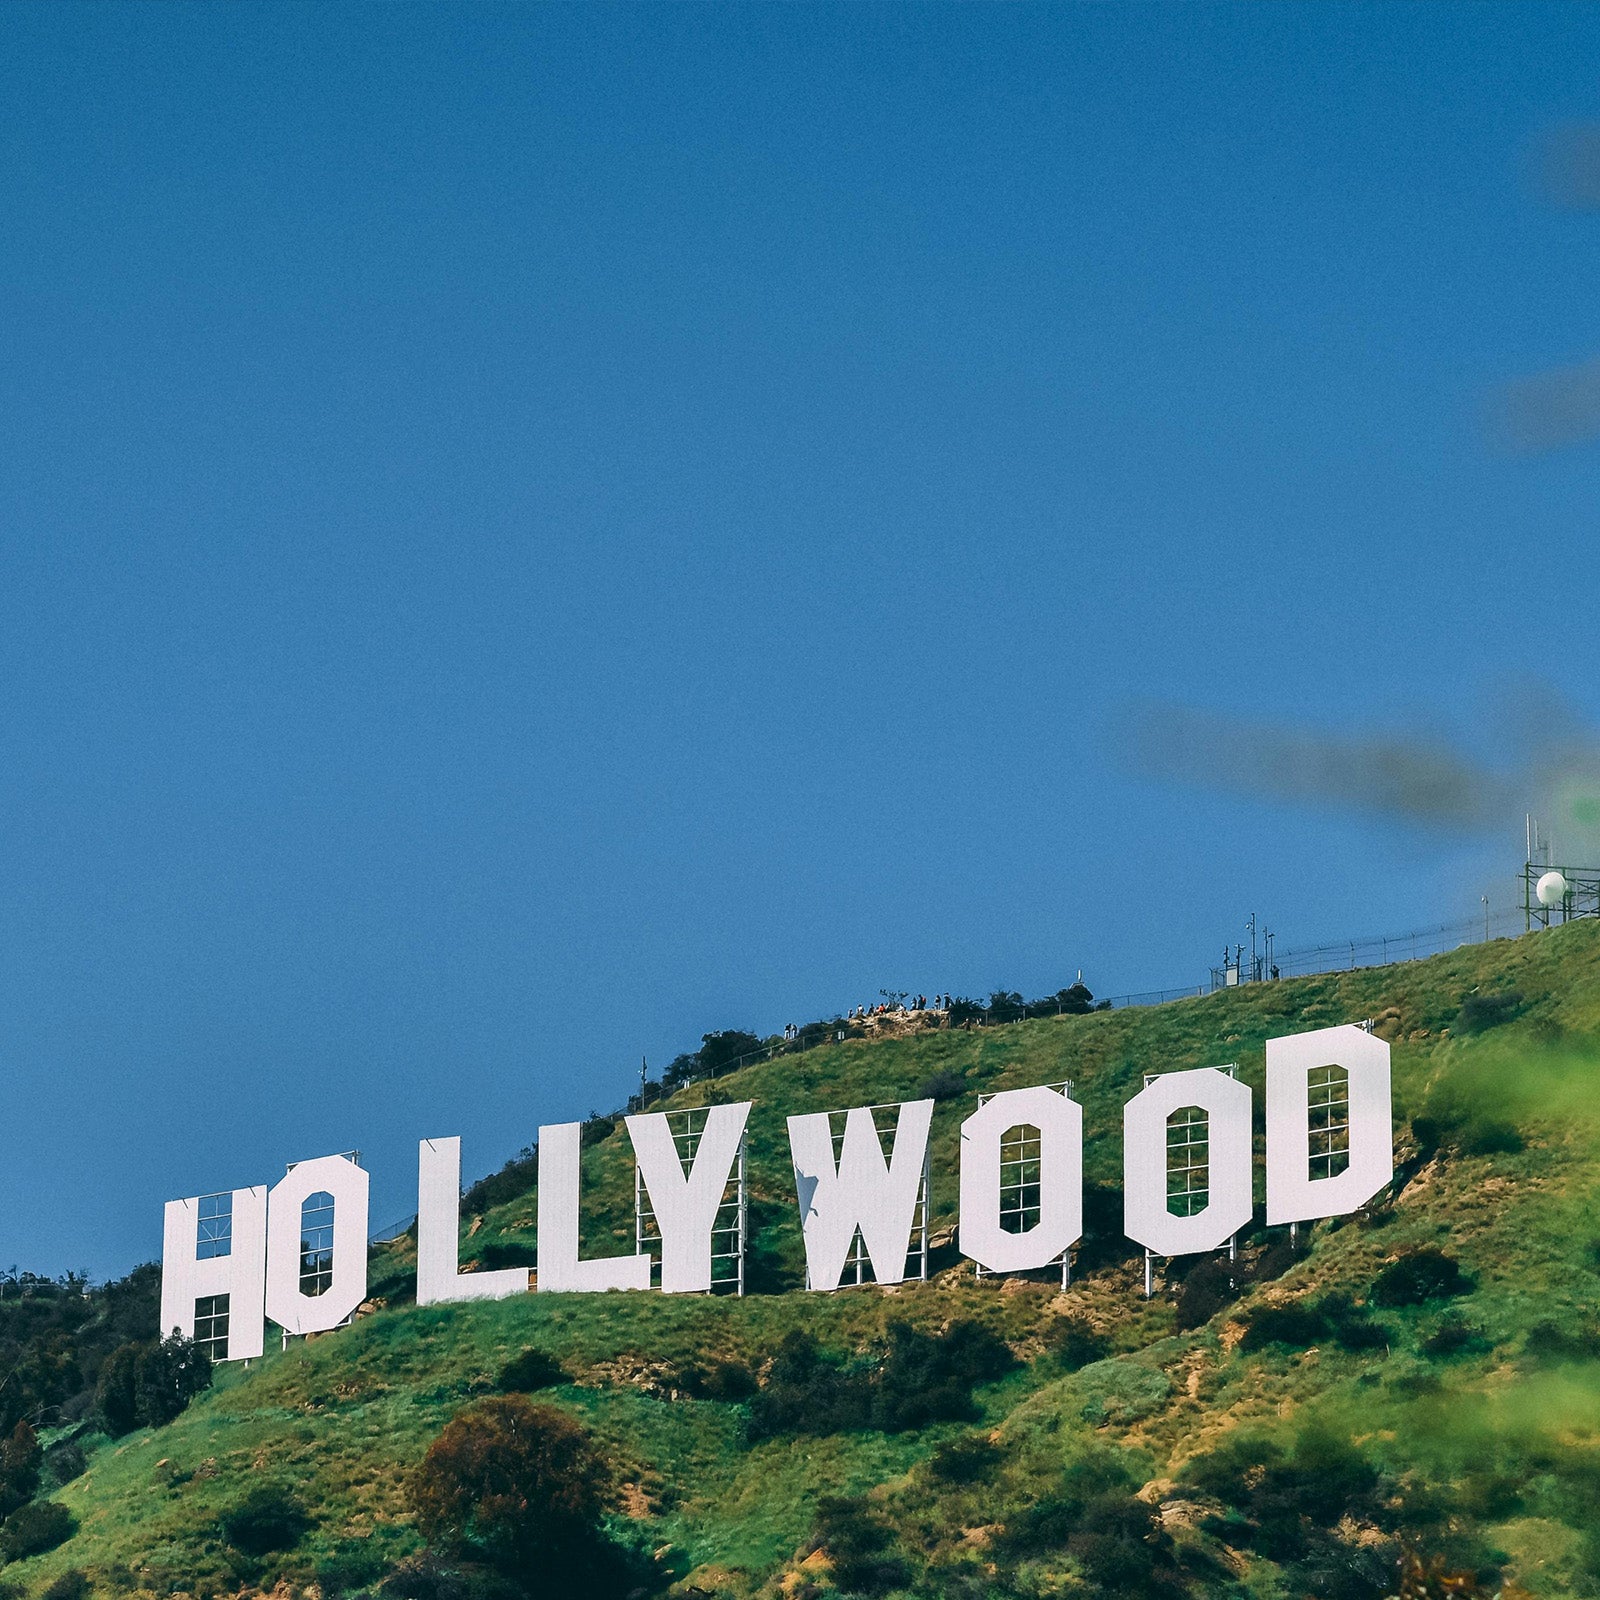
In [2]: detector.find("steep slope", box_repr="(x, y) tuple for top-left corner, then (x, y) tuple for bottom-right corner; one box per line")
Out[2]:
(18, 921), (1600, 1600)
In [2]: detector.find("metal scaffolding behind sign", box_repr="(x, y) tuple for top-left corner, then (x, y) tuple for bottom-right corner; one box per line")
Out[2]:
(831, 1104), (929, 1287)
(634, 1106), (748, 1295)
(973, 1082), (1074, 1290)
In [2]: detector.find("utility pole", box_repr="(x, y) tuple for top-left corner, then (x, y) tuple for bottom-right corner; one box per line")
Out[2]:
(1482, 896), (1490, 942)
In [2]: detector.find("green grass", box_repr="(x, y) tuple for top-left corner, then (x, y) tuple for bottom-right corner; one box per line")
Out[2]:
(16, 920), (1600, 1598)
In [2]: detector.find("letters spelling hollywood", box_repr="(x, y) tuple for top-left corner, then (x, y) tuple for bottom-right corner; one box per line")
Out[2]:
(162, 1023), (1390, 1361)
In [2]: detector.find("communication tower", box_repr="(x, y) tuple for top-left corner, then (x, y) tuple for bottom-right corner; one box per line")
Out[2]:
(1522, 815), (1600, 929)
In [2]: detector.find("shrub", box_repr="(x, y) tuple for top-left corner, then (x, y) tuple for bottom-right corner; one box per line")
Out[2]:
(747, 1321), (1013, 1441)
(1067, 1491), (1181, 1594)
(410, 1396), (621, 1588)
(495, 1349), (568, 1394)
(1411, 1065), (1524, 1160)
(1453, 990), (1524, 1035)
(317, 1540), (393, 1596)
(42, 1441), (86, 1489)
(39, 1573), (88, 1600)
(1174, 1259), (1245, 1331)
(928, 1435), (1001, 1485)
(477, 1242), (538, 1272)
(995, 1451), (1183, 1594)
(136, 1332), (212, 1428)
(0, 1500), (76, 1561)
(680, 1358), (757, 1402)
(746, 1331), (871, 1439)
(1183, 1425), (1381, 1561)
(1076, 1182), (1140, 1273)
(1045, 1315), (1111, 1370)
(1240, 1302), (1329, 1352)
(987, 991), (1026, 1023)
(1371, 1249), (1473, 1308)
(917, 1069), (967, 1103)
(379, 1553), (522, 1600)
(1053, 982), (1096, 1015)
(811, 1496), (909, 1597)
(660, 1053), (700, 1091)
(1524, 1320), (1600, 1362)
(1422, 1316), (1491, 1360)
(578, 1113), (616, 1149)
(93, 1345), (140, 1437)
(221, 1485), (312, 1555)
(1318, 1293), (1390, 1353)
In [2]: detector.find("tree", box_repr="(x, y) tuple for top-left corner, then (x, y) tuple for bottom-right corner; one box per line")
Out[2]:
(0, 1422), (40, 1518)
(409, 1397), (626, 1594)
(136, 1331), (213, 1426)
(697, 1031), (763, 1077)
(95, 1342), (142, 1436)
(95, 1333), (212, 1436)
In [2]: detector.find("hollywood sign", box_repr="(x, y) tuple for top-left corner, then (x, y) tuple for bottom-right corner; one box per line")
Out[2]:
(161, 1023), (1391, 1362)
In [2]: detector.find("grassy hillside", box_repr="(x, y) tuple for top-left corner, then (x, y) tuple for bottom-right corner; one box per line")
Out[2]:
(19, 921), (1600, 1600)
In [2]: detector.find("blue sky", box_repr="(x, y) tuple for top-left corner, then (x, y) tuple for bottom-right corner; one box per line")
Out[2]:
(2, 3), (1597, 1275)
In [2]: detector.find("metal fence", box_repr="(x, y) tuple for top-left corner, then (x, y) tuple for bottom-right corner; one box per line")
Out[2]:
(1248, 906), (1526, 983)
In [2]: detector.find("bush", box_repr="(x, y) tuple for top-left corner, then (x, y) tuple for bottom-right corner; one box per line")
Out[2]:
(1053, 982), (1096, 1015)
(1371, 1249), (1473, 1308)
(1183, 1425), (1381, 1561)
(1524, 1319), (1600, 1362)
(42, 1441), (85, 1489)
(578, 1113), (616, 1149)
(221, 1485), (312, 1555)
(0, 1500), (76, 1561)
(660, 1053), (700, 1091)
(38, 1573), (88, 1600)
(1045, 1315), (1111, 1370)
(747, 1321), (1014, 1441)
(995, 1451), (1183, 1595)
(495, 1349), (568, 1394)
(1174, 1258), (1245, 1331)
(477, 1242), (539, 1272)
(379, 1553), (522, 1600)
(811, 1496), (909, 1597)
(1411, 1066), (1524, 1160)
(1422, 1316), (1491, 1360)
(746, 1331), (870, 1439)
(410, 1396), (626, 1590)
(679, 1358), (757, 1402)
(1174, 1240), (1298, 1331)
(1318, 1293), (1390, 1353)
(1240, 1302), (1330, 1352)
(1453, 990), (1524, 1035)
(317, 1540), (394, 1596)
(917, 1069), (967, 1103)
(1076, 1182), (1140, 1273)
(928, 1435), (1001, 1485)
(987, 991), (1026, 1023)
